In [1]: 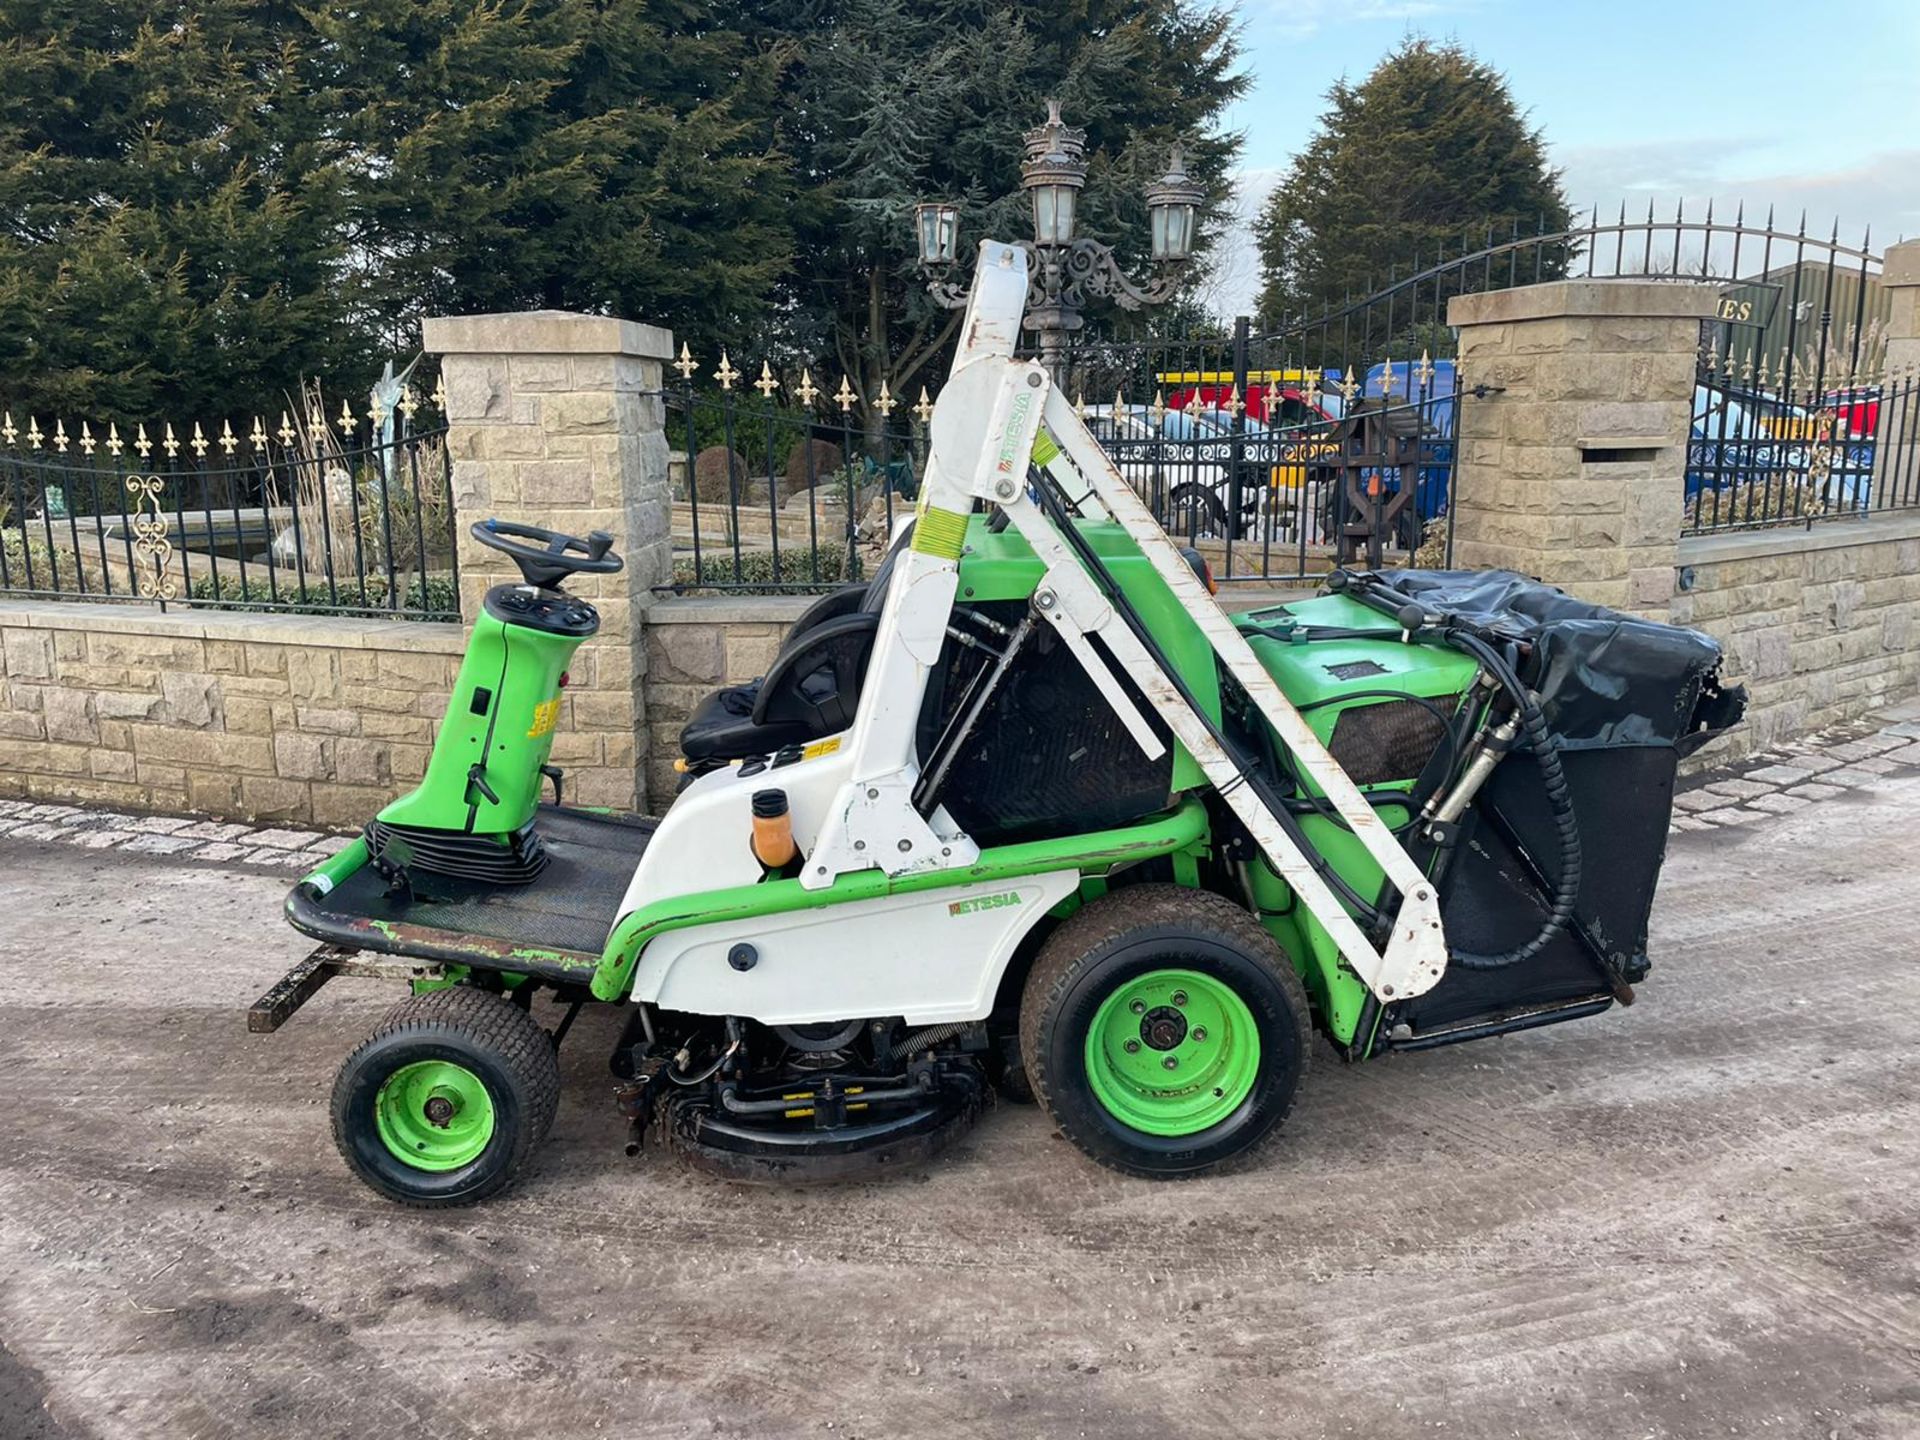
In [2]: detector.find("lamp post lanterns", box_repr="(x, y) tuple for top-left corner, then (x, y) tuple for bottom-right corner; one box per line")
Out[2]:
(914, 100), (1202, 385)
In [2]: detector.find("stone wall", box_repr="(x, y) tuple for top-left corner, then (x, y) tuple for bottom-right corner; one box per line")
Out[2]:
(640, 596), (810, 807)
(1672, 513), (1920, 759)
(0, 601), (467, 825)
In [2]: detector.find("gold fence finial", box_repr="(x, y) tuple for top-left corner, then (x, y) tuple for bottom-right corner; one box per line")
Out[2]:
(915, 387), (935, 423)
(190, 421), (208, 457)
(79, 421), (96, 456)
(369, 392), (388, 430)
(162, 422), (179, 458)
(714, 351), (738, 391)
(873, 380), (896, 417)
(1416, 349), (1435, 390)
(278, 411), (296, 446)
(0, 411), (13, 445)
(834, 376), (857, 412)
(219, 419), (237, 455)
(337, 397), (355, 436)
(1227, 384), (1244, 418)
(754, 361), (779, 399)
(431, 374), (448, 414)
(106, 422), (123, 457)
(308, 405), (326, 439)
(53, 419), (69, 453)
(1148, 389), (1167, 425)
(674, 343), (698, 382)
(397, 387), (418, 422)
(135, 422), (152, 458)
(1339, 367), (1359, 405)
(250, 417), (268, 451)
(27, 416), (43, 449)
(795, 369), (819, 407)
(1379, 360), (1396, 399)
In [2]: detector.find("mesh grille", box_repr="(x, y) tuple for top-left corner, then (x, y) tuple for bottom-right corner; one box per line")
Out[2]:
(1327, 697), (1452, 787)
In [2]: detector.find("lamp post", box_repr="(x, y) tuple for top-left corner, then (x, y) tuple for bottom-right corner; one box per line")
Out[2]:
(914, 100), (1203, 387)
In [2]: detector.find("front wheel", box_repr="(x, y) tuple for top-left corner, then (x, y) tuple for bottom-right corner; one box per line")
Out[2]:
(331, 986), (561, 1207)
(1020, 886), (1310, 1179)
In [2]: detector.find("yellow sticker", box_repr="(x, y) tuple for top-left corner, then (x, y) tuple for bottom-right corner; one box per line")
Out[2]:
(526, 697), (561, 738)
(802, 736), (842, 760)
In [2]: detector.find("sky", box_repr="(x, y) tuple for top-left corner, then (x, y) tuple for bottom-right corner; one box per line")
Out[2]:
(1197, 0), (1920, 317)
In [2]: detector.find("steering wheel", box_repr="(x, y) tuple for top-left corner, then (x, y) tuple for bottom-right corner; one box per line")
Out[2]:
(471, 519), (623, 589)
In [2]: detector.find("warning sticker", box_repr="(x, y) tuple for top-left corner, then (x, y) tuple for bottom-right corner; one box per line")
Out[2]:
(527, 697), (561, 738)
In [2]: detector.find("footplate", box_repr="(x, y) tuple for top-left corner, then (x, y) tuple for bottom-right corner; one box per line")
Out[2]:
(247, 944), (446, 1033)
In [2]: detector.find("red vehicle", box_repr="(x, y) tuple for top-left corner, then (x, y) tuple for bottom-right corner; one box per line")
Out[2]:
(1161, 370), (1341, 428)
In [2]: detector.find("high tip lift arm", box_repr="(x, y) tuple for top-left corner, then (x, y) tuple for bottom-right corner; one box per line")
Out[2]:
(806, 241), (1449, 1003)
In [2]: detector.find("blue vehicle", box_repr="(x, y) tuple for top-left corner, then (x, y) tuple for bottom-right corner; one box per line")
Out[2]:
(1687, 384), (1874, 517)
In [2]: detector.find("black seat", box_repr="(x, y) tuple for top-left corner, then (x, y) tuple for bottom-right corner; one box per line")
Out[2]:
(678, 528), (911, 764)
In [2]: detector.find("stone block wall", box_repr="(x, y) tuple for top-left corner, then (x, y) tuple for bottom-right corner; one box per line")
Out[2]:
(0, 602), (467, 825)
(639, 596), (810, 807)
(1672, 513), (1920, 759)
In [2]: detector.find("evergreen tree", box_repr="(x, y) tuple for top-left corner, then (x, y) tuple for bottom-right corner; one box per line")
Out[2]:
(740, 0), (1245, 434)
(0, 1), (354, 420)
(1254, 38), (1572, 340)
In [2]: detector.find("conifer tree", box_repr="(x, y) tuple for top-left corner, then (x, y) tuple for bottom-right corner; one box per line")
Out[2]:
(1254, 38), (1572, 338)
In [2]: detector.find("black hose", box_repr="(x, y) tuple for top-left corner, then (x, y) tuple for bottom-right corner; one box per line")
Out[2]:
(1444, 631), (1583, 971)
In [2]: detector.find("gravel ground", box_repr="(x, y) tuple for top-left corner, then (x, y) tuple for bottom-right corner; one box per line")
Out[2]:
(0, 737), (1916, 1439)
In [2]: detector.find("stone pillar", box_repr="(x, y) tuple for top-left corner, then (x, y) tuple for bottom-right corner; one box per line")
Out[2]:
(1875, 240), (1920, 498)
(421, 311), (675, 811)
(1446, 280), (1720, 616)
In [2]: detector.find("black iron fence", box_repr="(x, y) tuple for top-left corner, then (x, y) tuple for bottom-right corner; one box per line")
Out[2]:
(0, 400), (458, 620)
(663, 357), (930, 593)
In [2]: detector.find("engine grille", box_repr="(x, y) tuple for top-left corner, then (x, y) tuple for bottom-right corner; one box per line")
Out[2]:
(1327, 696), (1454, 787)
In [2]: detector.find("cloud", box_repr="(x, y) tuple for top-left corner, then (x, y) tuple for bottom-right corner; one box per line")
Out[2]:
(1553, 141), (1920, 247)
(1265, 0), (1482, 41)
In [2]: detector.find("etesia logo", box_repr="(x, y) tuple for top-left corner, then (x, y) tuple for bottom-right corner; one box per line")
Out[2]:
(948, 890), (1022, 917)
(526, 697), (561, 739)
(994, 391), (1034, 475)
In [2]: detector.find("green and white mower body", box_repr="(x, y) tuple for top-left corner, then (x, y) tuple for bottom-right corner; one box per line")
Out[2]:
(269, 243), (1740, 1202)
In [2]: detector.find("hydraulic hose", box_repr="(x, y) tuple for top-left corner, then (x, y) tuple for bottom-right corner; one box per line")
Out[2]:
(1442, 631), (1583, 971)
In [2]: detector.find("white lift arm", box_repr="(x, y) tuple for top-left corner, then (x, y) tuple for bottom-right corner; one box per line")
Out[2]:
(806, 241), (1449, 1002)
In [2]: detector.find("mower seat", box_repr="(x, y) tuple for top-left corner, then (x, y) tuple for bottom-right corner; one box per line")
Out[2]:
(678, 530), (911, 764)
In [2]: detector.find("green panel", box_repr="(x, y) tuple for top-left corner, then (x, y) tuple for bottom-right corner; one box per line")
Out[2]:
(379, 609), (591, 836)
(591, 798), (1211, 1001)
(1232, 594), (1479, 1047)
(954, 515), (1218, 792)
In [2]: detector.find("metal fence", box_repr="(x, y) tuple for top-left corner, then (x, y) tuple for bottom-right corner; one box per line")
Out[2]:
(664, 355), (929, 593)
(0, 397), (458, 620)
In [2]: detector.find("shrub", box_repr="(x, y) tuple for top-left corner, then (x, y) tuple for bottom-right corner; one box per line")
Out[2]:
(669, 544), (854, 595)
(188, 570), (459, 620)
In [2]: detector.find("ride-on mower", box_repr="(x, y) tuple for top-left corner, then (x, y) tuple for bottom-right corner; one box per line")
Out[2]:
(257, 242), (1744, 1204)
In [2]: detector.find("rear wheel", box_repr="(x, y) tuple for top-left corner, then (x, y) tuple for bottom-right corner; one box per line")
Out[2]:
(331, 986), (561, 1207)
(1020, 886), (1309, 1179)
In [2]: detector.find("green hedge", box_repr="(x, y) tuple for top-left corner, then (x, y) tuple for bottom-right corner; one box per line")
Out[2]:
(669, 544), (856, 595)
(188, 570), (459, 620)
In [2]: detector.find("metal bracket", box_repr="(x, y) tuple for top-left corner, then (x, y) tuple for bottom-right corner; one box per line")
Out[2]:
(247, 944), (445, 1033)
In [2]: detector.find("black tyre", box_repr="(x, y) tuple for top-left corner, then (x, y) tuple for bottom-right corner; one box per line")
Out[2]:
(331, 986), (561, 1207)
(1020, 885), (1310, 1179)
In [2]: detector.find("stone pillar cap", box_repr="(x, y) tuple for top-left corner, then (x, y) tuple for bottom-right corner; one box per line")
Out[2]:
(1881, 239), (1920, 289)
(1449, 278), (1722, 327)
(422, 309), (674, 359)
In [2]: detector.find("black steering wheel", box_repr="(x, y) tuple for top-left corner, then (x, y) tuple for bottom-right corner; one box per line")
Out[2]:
(471, 519), (623, 589)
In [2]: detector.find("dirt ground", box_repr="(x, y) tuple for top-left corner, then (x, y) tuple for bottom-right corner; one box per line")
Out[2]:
(1, 767), (1917, 1440)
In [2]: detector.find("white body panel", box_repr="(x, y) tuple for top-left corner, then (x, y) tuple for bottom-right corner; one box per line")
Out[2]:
(630, 872), (1080, 1025)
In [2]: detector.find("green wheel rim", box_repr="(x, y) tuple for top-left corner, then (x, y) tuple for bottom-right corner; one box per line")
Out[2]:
(1084, 968), (1261, 1136)
(374, 1060), (497, 1171)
